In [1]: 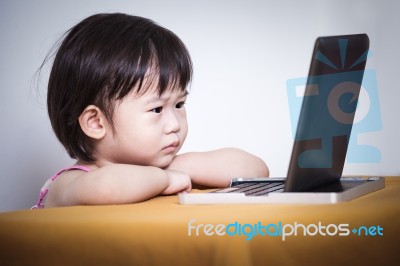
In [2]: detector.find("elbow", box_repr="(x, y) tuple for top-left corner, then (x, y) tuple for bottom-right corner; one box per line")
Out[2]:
(227, 147), (270, 178)
(251, 155), (269, 177)
(259, 159), (270, 177)
(242, 149), (270, 177)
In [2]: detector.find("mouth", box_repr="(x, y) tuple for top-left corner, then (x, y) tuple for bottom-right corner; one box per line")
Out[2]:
(162, 141), (180, 153)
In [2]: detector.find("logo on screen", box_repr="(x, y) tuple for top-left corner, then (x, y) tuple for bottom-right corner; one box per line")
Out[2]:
(286, 39), (382, 166)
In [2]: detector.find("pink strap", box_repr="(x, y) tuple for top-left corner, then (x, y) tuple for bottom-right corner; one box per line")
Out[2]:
(31, 165), (90, 209)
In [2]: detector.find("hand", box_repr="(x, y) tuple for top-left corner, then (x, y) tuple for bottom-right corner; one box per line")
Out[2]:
(161, 170), (192, 195)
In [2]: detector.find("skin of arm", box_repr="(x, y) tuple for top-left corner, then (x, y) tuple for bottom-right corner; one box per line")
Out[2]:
(45, 148), (268, 207)
(45, 164), (191, 207)
(167, 148), (270, 188)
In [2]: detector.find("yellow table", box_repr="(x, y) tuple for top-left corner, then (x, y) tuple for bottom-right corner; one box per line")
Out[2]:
(1, 177), (399, 266)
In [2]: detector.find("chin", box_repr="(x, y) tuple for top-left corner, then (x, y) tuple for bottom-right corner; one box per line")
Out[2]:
(154, 156), (175, 169)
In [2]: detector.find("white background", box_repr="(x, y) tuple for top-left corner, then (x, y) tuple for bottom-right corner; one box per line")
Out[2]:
(1, 0), (399, 211)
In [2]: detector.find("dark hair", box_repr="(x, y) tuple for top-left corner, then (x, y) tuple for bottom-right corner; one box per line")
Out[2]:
(45, 13), (192, 162)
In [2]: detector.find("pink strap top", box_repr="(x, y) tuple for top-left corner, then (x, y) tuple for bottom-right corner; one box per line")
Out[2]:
(32, 165), (90, 209)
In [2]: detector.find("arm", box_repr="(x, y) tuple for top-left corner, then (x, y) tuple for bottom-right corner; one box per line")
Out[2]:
(167, 148), (269, 188)
(45, 164), (191, 207)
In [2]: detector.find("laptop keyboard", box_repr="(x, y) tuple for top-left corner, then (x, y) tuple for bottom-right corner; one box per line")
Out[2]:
(213, 182), (285, 196)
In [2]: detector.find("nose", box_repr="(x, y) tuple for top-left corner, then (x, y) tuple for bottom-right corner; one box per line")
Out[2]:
(164, 110), (180, 134)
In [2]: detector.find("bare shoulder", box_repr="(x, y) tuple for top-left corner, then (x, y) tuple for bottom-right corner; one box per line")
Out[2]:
(54, 169), (88, 185)
(44, 169), (88, 208)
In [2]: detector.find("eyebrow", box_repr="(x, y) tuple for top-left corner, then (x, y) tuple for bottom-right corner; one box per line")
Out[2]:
(145, 91), (188, 105)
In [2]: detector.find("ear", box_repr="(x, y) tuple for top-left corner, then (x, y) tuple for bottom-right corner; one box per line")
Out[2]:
(79, 105), (108, 139)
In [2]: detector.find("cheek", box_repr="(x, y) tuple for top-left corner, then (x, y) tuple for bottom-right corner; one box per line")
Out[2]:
(113, 114), (150, 143)
(180, 115), (189, 138)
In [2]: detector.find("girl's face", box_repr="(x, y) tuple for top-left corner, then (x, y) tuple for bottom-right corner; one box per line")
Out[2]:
(99, 87), (188, 168)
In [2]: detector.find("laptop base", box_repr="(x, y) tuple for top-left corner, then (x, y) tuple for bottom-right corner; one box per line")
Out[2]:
(179, 177), (385, 205)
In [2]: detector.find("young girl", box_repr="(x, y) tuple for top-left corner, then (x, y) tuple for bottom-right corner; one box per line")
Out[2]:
(33, 13), (269, 208)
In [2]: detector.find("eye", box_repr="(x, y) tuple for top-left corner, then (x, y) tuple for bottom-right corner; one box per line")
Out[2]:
(175, 101), (186, 109)
(151, 106), (163, 113)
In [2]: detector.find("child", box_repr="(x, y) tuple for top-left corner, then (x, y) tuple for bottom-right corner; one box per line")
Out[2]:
(33, 13), (269, 209)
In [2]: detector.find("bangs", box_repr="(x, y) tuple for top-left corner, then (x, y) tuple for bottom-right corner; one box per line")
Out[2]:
(109, 27), (193, 100)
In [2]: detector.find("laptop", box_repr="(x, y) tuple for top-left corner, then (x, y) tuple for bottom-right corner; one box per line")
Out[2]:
(179, 33), (384, 204)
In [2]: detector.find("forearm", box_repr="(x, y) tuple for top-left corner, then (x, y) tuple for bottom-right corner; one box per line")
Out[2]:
(77, 164), (170, 204)
(51, 164), (170, 207)
(168, 148), (269, 188)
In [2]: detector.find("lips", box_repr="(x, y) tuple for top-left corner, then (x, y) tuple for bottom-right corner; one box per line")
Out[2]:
(162, 140), (179, 153)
